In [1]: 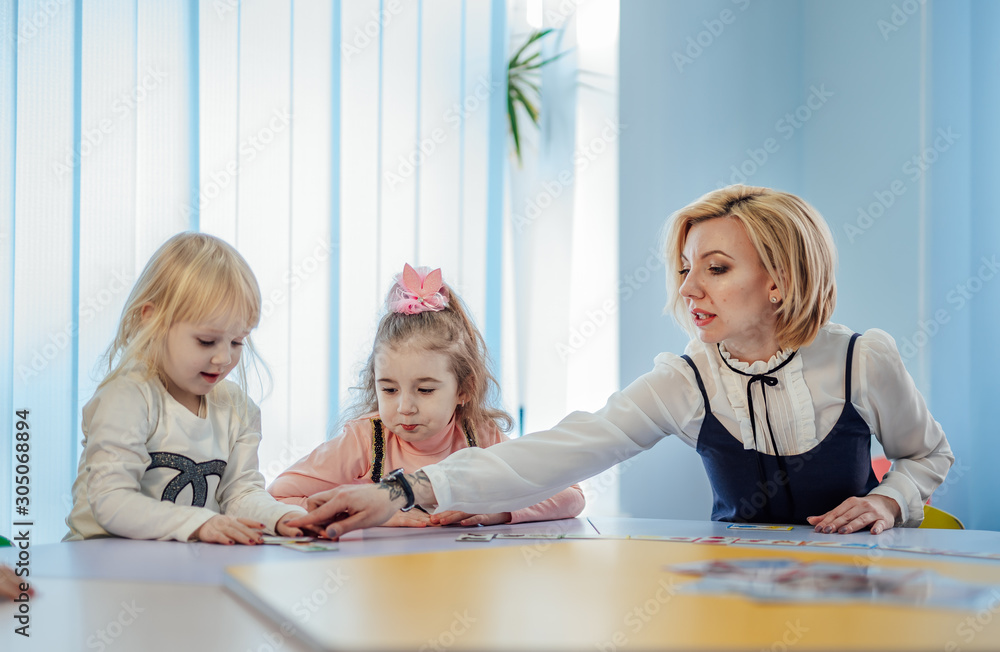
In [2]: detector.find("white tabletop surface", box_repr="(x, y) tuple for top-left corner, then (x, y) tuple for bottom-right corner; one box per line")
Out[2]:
(3, 516), (998, 651)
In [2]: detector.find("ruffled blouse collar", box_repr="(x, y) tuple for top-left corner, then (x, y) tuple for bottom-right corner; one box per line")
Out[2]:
(709, 341), (815, 452)
(717, 343), (795, 375)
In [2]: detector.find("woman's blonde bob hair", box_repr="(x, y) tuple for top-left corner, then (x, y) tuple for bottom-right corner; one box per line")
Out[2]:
(663, 185), (837, 351)
(100, 232), (265, 398)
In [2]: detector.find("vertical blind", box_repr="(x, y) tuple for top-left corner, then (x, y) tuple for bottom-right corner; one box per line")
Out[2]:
(1, 0), (508, 544)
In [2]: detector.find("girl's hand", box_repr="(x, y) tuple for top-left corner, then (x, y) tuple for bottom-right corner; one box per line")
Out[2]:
(1, 565), (31, 601)
(191, 515), (265, 545)
(384, 509), (433, 528)
(807, 494), (900, 535)
(429, 511), (512, 527)
(275, 513), (305, 537)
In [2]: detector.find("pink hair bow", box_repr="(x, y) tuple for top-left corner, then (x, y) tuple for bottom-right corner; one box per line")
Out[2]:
(388, 263), (450, 315)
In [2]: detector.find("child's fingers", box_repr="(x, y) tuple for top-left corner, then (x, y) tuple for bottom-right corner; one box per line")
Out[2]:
(199, 529), (234, 545)
(0, 565), (29, 601)
(231, 521), (266, 545)
(430, 510), (468, 526)
(459, 515), (485, 526)
(207, 518), (263, 545)
(398, 511), (431, 527)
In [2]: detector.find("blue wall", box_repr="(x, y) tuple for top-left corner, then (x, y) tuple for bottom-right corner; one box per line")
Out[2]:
(619, 0), (999, 530)
(966, 1), (1000, 530)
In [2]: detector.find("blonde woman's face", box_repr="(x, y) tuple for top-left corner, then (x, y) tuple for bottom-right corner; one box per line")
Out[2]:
(678, 217), (780, 363)
(160, 314), (248, 414)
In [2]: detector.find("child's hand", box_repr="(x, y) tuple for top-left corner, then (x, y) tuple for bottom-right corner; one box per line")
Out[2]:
(275, 513), (305, 537)
(191, 515), (265, 545)
(807, 494), (900, 535)
(1, 565), (31, 601)
(384, 509), (433, 528)
(429, 511), (512, 527)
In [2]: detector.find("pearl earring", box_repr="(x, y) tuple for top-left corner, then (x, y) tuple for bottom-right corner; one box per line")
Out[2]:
(770, 296), (778, 303)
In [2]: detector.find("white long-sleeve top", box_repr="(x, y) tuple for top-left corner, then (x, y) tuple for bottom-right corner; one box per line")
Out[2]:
(65, 370), (304, 542)
(424, 323), (954, 527)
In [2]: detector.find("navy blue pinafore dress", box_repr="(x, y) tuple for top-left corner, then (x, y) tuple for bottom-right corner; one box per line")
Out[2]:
(681, 333), (879, 524)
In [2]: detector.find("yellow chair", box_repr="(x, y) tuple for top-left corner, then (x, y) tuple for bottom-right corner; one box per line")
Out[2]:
(919, 504), (964, 529)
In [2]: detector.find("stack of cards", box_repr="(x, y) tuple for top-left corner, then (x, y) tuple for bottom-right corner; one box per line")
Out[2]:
(260, 535), (340, 553)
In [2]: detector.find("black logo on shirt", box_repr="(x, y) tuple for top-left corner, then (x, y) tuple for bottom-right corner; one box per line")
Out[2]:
(148, 452), (227, 507)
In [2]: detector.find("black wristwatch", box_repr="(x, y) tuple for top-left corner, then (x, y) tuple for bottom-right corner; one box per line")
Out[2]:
(381, 468), (416, 512)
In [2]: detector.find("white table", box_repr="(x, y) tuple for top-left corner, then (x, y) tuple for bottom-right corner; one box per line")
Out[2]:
(3, 517), (998, 651)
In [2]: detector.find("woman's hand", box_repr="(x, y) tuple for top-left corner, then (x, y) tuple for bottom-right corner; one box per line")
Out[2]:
(275, 512), (305, 537)
(286, 483), (406, 539)
(807, 494), (901, 535)
(287, 471), (438, 538)
(191, 515), (265, 545)
(429, 511), (512, 527)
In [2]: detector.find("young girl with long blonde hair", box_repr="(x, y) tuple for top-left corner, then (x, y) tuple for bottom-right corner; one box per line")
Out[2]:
(65, 232), (304, 544)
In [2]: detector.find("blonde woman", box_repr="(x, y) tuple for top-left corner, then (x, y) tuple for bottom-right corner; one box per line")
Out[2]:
(290, 185), (954, 537)
(65, 233), (304, 544)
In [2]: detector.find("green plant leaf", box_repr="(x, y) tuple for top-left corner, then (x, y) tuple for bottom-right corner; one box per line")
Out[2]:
(507, 28), (565, 165)
(509, 28), (554, 66)
(508, 92), (523, 163)
(511, 85), (540, 125)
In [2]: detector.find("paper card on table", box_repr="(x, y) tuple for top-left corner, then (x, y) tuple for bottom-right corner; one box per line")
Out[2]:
(561, 533), (605, 539)
(882, 545), (940, 555)
(495, 533), (562, 540)
(628, 534), (693, 542)
(731, 538), (775, 546)
(262, 535), (314, 544)
(694, 536), (739, 545)
(456, 533), (496, 542)
(280, 540), (340, 552)
(648, 535), (701, 543)
(802, 540), (875, 549)
(727, 524), (794, 531)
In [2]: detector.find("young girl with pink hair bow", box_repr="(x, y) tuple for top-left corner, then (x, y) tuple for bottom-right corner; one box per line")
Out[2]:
(269, 264), (585, 527)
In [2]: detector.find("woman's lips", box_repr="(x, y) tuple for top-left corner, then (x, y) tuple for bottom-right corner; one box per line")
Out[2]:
(691, 310), (716, 328)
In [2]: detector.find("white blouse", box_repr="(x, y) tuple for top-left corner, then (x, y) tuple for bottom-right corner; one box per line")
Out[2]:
(424, 323), (954, 527)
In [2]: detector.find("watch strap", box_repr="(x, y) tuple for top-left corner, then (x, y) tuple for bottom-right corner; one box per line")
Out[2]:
(382, 468), (416, 511)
